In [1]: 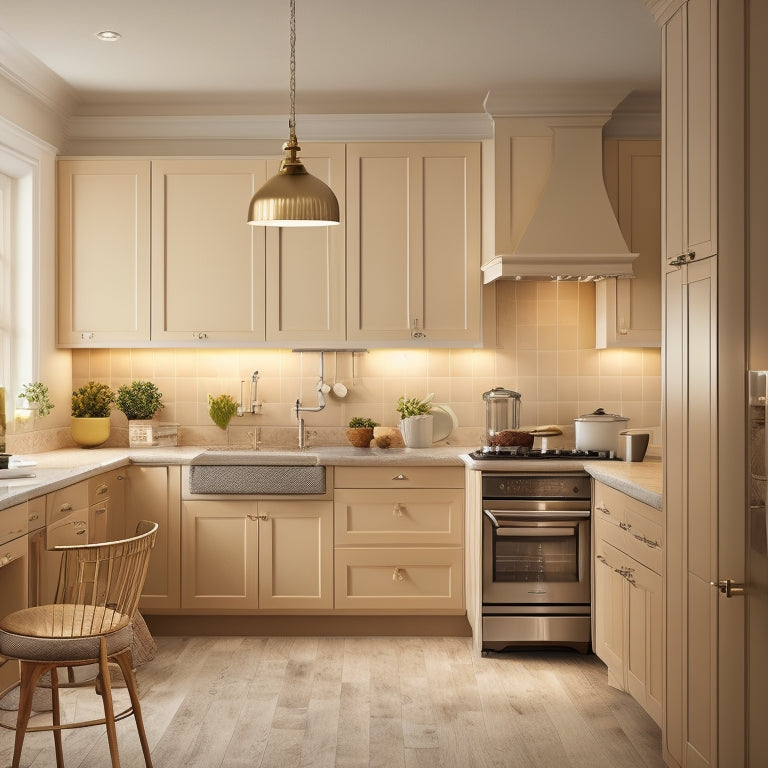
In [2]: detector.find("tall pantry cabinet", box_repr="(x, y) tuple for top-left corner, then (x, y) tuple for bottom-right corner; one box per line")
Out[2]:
(653, 0), (726, 766)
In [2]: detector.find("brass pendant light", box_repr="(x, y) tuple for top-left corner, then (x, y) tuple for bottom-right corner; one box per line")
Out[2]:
(248, 0), (340, 227)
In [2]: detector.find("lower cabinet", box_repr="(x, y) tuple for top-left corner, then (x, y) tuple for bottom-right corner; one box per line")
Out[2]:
(126, 465), (181, 612)
(593, 480), (663, 726)
(181, 499), (333, 611)
(333, 466), (464, 612)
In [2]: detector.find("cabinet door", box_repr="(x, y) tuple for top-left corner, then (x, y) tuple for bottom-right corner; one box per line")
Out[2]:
(257, 500), (333, 609)
(181, 499), (259, 610)
(346, 143), (481, 344)
(126, 465), (181, 611)
(594, 539), (626, 689)
(626, 559), (663, 727)
(664, 256), (718, 766)
(57, 159), (151, 345)
(151, 159), (268, 343)
(598, 140), (661, 347)
(663, 0), (717, 270)
(265, 145), (346, 343)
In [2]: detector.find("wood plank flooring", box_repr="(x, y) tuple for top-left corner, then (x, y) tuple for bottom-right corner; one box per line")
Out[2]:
(0, 636), (666, 768)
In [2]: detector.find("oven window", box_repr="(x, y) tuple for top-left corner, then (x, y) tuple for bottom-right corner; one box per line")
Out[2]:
(493, 525), (580, 583)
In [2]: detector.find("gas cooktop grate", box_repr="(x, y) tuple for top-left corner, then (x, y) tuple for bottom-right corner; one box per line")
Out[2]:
(469, 447), (616, 460)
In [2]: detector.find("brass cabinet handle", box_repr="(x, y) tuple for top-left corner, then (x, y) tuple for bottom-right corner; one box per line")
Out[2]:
(392, 567), (405, 582)
(392, 473), (407, 481)
(596, 505), (610, 516)
(392, 503), (404, 517)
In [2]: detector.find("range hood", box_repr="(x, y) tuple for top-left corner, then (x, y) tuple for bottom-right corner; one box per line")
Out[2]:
(482, 121), (637, 282)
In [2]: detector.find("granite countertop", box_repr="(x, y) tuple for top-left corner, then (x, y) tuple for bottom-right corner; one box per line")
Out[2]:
(0, 445), (662, 512)
(0, 445), (468, 511)
(583, 458), (663, 510)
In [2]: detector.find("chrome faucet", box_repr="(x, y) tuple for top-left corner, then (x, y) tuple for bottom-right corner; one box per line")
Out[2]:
(294, 352), (326, 448)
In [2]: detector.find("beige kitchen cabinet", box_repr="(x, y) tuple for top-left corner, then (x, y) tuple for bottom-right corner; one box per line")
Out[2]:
(257, 500), (333, 609)
(181, 498), (333, 611)
(334, 466), (464, 612)
(597, 140), (662, 348)
(265, 144), (347, 344)
(0, 502), (28, 697)
(346, 142), (481, 345)
(151, 158), (268, 343)
(663, 255), (717, 766)
(662, 0), (717, 272)
(181, 499), (260, 610)
(87, 468), (126, 543)
(125, 465), (181, 612)
(57, 159), (151, 346)
(593, 480), (663, 726)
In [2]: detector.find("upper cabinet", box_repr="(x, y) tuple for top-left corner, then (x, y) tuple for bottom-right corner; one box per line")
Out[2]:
(57, 142), (481, 348)
(597, 139), (662, 348)
(346, 143), (482, 345)
(265, 145), (346, 344)
(151, 158), (268, 343)
(662, 0), (717, 270)
(57, 159), (151, 346)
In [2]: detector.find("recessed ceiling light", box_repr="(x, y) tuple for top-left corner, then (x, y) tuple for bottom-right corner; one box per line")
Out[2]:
(95, 30), (121, 42)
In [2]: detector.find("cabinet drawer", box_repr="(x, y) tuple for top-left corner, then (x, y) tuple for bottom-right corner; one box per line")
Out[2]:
(334, 489), (463, 546)
(334, 466), (463, 489)
(0, 503), (28, 546)
(88, 474), (112, 503)
(594, 512), (626, 553)
(624, 507), (662, 575)
(46, 481), (89, 524)
(335, 547), (463, 610)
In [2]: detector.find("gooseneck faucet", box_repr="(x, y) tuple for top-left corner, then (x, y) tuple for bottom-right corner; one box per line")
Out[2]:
(294, 353), (326, 448)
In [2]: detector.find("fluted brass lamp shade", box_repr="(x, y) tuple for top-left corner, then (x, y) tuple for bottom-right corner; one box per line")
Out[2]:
(247, 0), (340, 227)
(248, 138), (340, 227)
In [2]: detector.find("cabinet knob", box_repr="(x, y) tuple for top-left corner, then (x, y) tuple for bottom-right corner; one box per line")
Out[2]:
(596, 505), (610, 516)
(619, 521), (631, 531)
(95, 483), (109, 496)
(392, 473), (407, 481)
(392, 567), (405, 582)
(392, 503), (404, 517)
(0, 552), (14, 567)
(411, 318), (427, 339)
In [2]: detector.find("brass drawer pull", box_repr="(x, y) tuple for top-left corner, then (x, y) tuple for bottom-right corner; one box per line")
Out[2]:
(392, 567), (405, 582)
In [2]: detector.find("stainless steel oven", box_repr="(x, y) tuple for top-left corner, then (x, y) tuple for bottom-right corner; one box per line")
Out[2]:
(481, 472), (592, 652)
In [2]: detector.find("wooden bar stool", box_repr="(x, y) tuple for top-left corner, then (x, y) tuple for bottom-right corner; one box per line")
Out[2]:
(0, 521), (158, 768)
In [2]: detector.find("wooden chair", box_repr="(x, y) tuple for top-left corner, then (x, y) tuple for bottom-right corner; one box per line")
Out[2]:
(0, 520), (158, 768)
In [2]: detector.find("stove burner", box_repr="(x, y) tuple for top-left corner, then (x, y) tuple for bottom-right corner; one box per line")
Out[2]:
(470, 446), (616, 460)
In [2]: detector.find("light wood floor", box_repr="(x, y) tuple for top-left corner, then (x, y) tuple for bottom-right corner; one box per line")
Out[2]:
(0, 636), (666, 768)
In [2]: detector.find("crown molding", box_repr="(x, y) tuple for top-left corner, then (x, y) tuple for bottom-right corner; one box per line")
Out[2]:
(64, 112), (494, 144)
(644, 0), (684, 26)
(0, 28), (78, 119)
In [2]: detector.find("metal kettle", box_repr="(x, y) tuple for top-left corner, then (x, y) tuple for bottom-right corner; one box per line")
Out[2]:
(482, 387), (521, 442)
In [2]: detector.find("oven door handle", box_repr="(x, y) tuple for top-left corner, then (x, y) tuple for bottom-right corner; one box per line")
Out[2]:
(483, 509), (590, 527)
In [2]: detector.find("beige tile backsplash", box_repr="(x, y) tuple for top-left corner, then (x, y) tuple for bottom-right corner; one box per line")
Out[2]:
(37, 281), (661, 450)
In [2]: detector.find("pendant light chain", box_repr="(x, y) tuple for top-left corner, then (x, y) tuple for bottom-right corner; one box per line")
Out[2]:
(288, 0), (297, 144)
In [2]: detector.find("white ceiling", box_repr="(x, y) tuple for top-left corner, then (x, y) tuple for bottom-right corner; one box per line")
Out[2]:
(0, 0), (660, 117)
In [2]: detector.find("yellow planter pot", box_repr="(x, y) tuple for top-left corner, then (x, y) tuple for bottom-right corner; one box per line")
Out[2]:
(70, 417), (111, 448)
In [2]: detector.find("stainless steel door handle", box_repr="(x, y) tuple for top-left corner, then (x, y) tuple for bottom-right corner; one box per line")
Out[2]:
(710, 579), (745, 597)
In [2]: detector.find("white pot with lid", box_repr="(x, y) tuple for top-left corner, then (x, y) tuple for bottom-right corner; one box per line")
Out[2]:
(574, 408), (629, 453)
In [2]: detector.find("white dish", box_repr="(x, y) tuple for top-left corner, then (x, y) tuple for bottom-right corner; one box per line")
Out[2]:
(431, 404), (458, 442)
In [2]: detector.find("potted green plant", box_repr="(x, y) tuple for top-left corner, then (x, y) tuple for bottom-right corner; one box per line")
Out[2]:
(71, 381), (115, 447)
(18, 382), (55, 417)
(208, 393), (238, 431)
(396, 393), (435, 448)
(346, 416), (378, 448)
(116, 380), (164, 447)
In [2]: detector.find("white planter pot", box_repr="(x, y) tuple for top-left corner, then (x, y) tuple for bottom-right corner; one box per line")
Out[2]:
(128, 420), (156, 448)
(399, 414), (434, 448)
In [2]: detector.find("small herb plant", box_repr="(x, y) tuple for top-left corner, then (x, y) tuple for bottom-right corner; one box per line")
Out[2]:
(18, 382), (55, 417)
(396, 393), (434, 419)
(116, 380), (164, 421)
(71, 381), (115, 418)
(208, 394), (238, 430)
(348, 416), (378, 429)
